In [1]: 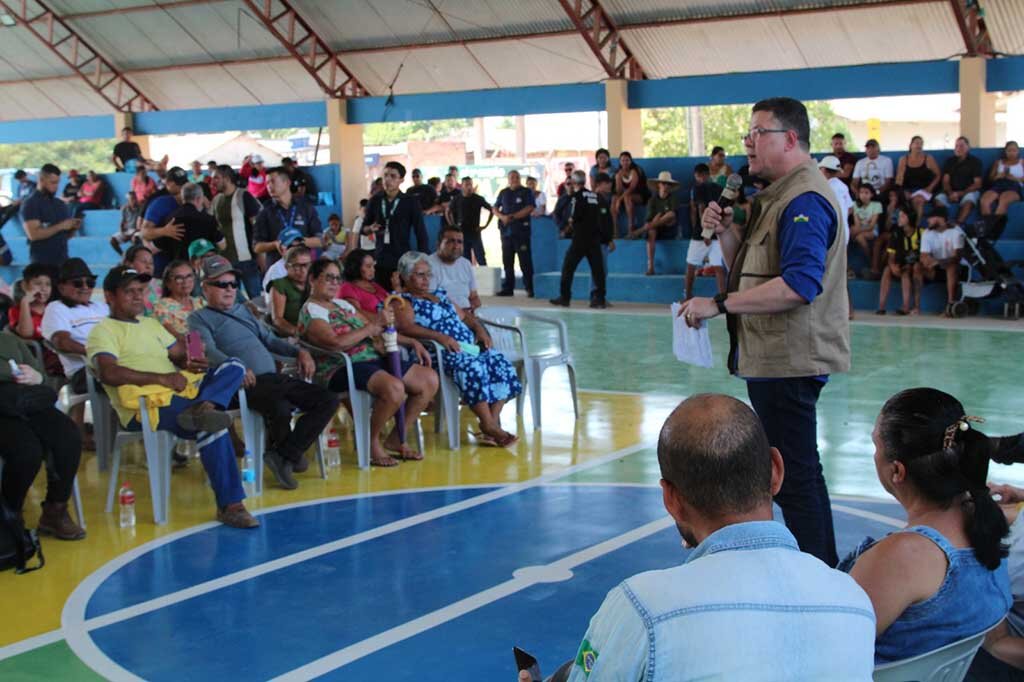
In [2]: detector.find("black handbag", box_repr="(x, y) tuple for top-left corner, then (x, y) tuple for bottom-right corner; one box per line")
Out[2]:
(0, 494), (44, 573)
(0, 382), (58, 419)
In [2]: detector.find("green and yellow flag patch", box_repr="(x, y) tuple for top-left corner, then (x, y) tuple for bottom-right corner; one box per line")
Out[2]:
(575, 639), (599, 677)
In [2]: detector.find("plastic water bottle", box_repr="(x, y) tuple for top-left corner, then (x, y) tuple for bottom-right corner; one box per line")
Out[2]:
(119, 482), (136, 529)
(242, 450), (256, 497)
(324, 425), (341, 468)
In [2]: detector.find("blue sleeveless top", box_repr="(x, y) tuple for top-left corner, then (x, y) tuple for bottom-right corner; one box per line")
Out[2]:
(839, 525), (1011, 664)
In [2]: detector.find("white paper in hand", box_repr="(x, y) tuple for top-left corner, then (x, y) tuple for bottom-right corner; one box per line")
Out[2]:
(671, 303), (714, 368)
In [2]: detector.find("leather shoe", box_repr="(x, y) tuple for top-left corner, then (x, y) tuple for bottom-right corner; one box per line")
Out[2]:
(549, 298), (570, 307)
(217, 503), (259, 529)
(38, 501), (86, 541)
(264, 450), (298, 490)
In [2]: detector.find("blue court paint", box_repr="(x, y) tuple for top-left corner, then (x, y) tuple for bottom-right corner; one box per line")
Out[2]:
(70, 485), (905, 681)
(0, 115), (113, 144)
(628, 60), (960, 109)
(133, 101), (326, 136)
(347, 83), (606, 124)
(84, 488), (492, 619)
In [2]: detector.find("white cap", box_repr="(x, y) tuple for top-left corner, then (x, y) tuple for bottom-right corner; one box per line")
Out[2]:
(817, 155), (842, 172)
(251, 153), (264, 164)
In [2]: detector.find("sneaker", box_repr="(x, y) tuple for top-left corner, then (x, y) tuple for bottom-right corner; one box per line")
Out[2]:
(292, 455), (309, 474)
(176, 401), (232, 433)
(549, 297), (570, 307)
(38, 502), (86, 541)
(217, 503), (260, 529)
(590, 300), (607, 309)
(264, 449), (298, 490)
(526, 290), (535, 299)
(495, 290), (514, 297)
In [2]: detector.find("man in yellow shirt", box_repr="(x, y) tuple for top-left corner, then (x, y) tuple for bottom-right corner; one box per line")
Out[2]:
(87, 265), (256, 528)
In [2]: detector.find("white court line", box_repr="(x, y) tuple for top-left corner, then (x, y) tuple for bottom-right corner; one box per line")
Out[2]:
(270, 516), (675, 682)
(831, 504), (906, 529)
(59, 441), (653, 680)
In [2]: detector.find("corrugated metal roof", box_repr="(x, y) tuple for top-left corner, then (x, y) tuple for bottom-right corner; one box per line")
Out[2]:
(623, 2), (962, 79)
(984, 0), (1024, 57)
(603, 0), (911, 24)
(0, 76), (111, 120)
(296, 0), (571, 51)
(0, 26), (75, 81)
(45, 0), (158, 14)
(66, 1), (285, 71)
(129, 59), (322, 108)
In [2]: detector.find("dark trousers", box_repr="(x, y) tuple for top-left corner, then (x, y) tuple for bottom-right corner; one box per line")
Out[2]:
(747, 377), (838, 567)
(235, 260), (262, 301)
(243, 374), (341, 464)
(463, 229), (486, 265)
(560, 240), (605, 302)
(501, 230), (533, 294)
(0, 408), (82, 511)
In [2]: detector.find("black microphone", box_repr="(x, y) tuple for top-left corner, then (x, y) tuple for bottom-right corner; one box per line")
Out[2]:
(702, 173), (743, 239)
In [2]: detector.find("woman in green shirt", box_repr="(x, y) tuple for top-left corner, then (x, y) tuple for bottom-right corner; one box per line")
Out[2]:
(270, 245), (311, 336)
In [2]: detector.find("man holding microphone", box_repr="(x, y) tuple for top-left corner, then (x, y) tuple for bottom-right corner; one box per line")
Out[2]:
(678, 97), (850, 567)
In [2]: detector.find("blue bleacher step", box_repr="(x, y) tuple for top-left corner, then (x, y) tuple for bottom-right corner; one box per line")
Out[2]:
(4, 235), (124, 263)
(554, 239), (689, 275)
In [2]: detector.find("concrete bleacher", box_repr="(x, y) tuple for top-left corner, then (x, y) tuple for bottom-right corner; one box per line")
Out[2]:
(530, 149), (1024, 315)
(0, 165), (342, 285)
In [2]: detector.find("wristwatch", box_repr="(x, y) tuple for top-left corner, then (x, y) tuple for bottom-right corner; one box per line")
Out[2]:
(713, 292), (729, 315)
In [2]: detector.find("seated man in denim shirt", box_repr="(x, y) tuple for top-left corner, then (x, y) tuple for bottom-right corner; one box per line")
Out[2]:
(554, 394), (875, 681)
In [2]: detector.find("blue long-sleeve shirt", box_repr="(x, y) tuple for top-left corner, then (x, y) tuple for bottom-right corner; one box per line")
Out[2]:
(778, 192), (837, 304)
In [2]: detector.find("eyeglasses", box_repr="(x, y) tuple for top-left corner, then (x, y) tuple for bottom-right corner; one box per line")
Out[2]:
(68, 277), (97, 288)
(207, 280), (239, 290)
(287, 262), (312, 270)
(170, 274), (195, 283)
(322, 275), (342, 283)
(743, 127), (790, 143)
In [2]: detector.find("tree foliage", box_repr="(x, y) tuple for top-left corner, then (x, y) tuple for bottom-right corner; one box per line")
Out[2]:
(363, 118), (473, 146)
(0, 138), (115, 172)
(642, 100), (854, 158)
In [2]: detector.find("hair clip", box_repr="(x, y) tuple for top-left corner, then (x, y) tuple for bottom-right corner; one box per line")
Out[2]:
(943, 415), (985, 450)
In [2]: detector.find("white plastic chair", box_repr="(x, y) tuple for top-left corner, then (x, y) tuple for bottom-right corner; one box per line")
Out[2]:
(872, 624), (995, 682)
(476, 306), (579, 429)
(234, 386), (329, 493)
(430, 340), (462, 450)
(100, 387), (178, 525)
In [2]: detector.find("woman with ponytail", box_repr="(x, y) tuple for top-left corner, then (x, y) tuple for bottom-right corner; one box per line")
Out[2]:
(838, 387), (1011, 663)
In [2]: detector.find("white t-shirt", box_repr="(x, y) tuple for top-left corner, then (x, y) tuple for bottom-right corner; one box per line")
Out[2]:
(427, 253), (477, 309)
(261, 259), (287, 302)
(304, 298), (357, 322)
(921, 226), (965, 261)
(826, 177), (853, 244)
(533, 191), (547, 216)
(41, 299), (110, 376)
(852, 155), (894, 192)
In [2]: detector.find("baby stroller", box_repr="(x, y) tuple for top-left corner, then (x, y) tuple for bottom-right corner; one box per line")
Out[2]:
(950, 215), (1024, 318)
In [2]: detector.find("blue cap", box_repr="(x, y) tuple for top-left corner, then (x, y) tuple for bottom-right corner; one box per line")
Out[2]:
(278, 226), (304, 247)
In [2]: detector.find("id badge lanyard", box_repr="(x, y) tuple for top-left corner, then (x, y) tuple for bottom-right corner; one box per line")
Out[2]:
(277, 204), (298, 236)
(381, 196), (397, 245)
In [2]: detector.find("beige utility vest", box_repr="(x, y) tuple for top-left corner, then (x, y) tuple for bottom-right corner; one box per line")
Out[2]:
(726, 159), (851, 378)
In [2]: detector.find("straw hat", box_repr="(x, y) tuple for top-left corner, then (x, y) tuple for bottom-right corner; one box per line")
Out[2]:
(649, 170), (680, 186)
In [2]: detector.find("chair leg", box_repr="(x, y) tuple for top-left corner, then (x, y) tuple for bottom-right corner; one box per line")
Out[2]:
(104, 440), (123, 514)
(433, 394), (443, 434)
(566, 362), (580, 419)
(142, 428), (166, 525)
(316, 434), (327, 479)
(525, 363), (542, 430)
(351, 392), (372, 469)
(515, 364), (526, 418)
(72, 476), (86, 530)
(443, 377), (460, 450)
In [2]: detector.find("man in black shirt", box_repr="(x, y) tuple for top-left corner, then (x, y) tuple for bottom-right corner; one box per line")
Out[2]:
(111, 126), (167, 174)
(158, 183), (226, 262)
(281, 157), (317, 199)
(550, 170), (613, 308)
(406, 168), (437, 212)
(362, 161), (429, 285)
(449, 176), (493, 265)
(253, 167), (322, 269)
(935, 136), (984, 226)
(438, 174), (461, 228)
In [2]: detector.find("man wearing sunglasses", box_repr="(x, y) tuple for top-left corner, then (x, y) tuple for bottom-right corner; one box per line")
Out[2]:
(678, 97), (850, 568)
(188, 255), (340, 491)
(87, 263), (257, 529)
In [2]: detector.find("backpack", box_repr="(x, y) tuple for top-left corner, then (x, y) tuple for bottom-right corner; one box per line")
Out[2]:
(0, 494), (44, 574)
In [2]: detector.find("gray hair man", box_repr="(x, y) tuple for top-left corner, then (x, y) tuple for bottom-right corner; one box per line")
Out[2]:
(158, 182), (227, 266)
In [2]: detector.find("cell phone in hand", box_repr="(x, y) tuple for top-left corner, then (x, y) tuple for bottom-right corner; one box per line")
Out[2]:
(513, 647), (541, 682)
(185, 330), (203, 363)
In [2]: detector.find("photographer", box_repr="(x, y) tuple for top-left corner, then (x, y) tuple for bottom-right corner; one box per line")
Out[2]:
(0, 331), (84, 540)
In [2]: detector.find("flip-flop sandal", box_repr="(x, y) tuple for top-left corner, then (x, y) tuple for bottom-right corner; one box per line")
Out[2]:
(495, 433), (519, 448)
(471, 432), (499, 447)
(391, 447), (424, 461)
(370, 455), (399, 467)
